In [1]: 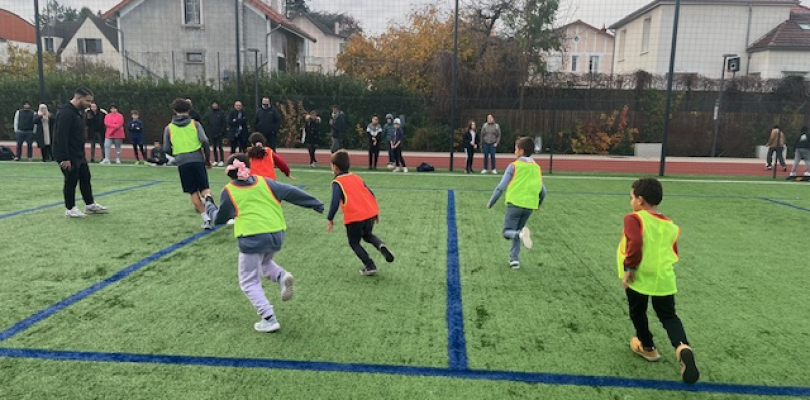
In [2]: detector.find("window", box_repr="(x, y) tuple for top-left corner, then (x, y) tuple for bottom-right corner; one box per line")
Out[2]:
(44, 37), (54, 53)
(339, 42), (347, 54)
(799, 23), (810, 30)
(186, 52), (204, 63)
(77, 38), (102, 54)
(571, 55), (578, 72)
(589, 55), (600, 74)
(619, 30), (627, 61)
(184, 0), (202, 25)
(782, 71), (808, 80)
(641, 18), (651, 53)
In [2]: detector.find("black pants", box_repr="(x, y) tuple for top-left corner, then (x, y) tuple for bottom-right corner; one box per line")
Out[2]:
(15, 132), (34, 159)
(307, 143), (318, 163)
(346, 217), (385, 268)
(369, 141), (380, 168)
(767, 147), (786, 168)
(40, 145), (52, 162)
(212, 137), (225, 162)
(61, 160), (95, 210)
(90, 133), (105, 161)
(626, 288), (689, 349)
(464, 145), (476, 172)
(393, 147), (406, 167)
(132, 143), (147, 160)
(267, 134), (278, 152)
(239, 136), (249, 153)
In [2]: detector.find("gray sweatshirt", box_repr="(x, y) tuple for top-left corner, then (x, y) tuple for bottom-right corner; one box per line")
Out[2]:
(487, 157), (547, 208)
(206, 176), (325, 253)
(163, 114), (210, 166)
(481, 122), (501, 145)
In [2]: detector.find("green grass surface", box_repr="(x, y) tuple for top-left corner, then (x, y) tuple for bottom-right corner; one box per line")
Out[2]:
(1, 162), (809, 399)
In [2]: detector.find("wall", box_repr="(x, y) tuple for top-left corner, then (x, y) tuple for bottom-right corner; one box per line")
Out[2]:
(555, 23), (614, 75)
(59, 20), (121, 71)
(749, 50), (810, 79)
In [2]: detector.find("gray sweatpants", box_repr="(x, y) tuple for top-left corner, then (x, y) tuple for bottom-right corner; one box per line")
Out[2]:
(790, 148), (810, 175)
(503, 205), (534, 262)
(104, 138), (123, 160)
(239, 252), (285, 319)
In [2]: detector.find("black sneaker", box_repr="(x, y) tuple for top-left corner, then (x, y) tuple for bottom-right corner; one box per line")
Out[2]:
(379, 245), (395, 263)
(359, 266), (378, 276)
(204, 194), (215, 205)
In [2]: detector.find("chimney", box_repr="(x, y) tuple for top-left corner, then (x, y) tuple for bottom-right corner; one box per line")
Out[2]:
(334, 21), (340, 35)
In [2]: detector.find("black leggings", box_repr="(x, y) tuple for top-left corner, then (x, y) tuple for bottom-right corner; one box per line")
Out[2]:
(307, 144), (317, 163)
(393, 147), (406, 167)
(212, 137), (225, 162)
(626, 288), (689, 349)
(132, 143), (147, 160)
(61, 161), (95, 210)
(346, 218), (385, 268)
(369, 141), (380, 168)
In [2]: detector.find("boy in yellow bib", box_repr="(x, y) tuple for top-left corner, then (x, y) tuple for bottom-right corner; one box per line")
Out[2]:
(487, 137), (546, 269)
(203, 154), (324, 333)
(618, 178), (699, 384)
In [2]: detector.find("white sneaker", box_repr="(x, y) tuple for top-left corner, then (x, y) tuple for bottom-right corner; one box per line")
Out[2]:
(393, 167), (401, 172)
(387, 163), (395, 170)
(226, 218), (235, 225)
(403, 167), (408, 173)
(278, 271), (295, 301)
(492, 169), (498, 174)
(115, 158), (121, 164)
(218, 161), (225, 167)
(804, 172), (810, 176)
(100, 159), (110, 165)
(519, 227), (533, 249)
(254, 315), (281, 333)
(509, 260), (520, 269)
(65, 207), (87, 218)
(85, 203), (109, 214)
(481, 169), (488, 174)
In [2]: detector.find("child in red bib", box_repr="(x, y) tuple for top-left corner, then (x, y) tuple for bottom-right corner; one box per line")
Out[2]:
(246, 132), (295, 181)
(326, 150), (394, 275)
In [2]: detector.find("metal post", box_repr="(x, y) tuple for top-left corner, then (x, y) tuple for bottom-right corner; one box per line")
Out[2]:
(247, 48), (260, 114)
(34, 0), (46, 102)
(235, 0), (242, 101)
(711, 54), (736, 157)
(449, 0), (459, 172)
(659, 0), (682, 177)
(217, 52), (221, 90)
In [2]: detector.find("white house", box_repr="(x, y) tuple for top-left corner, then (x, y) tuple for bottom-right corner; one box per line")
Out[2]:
(102, 0), (316, 84)
(747, 6), (810, 79)
(290, 12), (348, 74)
(0, 8), (37, 63)
(57, 14), (121, 72)
(610, 0), (800, 78)
(547, 19), (614, 75)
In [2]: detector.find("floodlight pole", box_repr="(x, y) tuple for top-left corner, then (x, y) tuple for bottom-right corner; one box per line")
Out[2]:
(235, 0), (242, 101)
(659, 0), (682, 177)
(34, 0), (47, 103)
(449, 0), (459, 171)
(711, 53), (737, 157)
(248, 48), (260, 114)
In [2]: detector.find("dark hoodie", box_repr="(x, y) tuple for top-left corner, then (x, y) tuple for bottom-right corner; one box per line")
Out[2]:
(52, 101), (87, 163)
(162, 114), (210, 166)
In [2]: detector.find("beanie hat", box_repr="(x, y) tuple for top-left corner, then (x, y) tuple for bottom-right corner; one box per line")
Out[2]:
(393, 118), (401, 125)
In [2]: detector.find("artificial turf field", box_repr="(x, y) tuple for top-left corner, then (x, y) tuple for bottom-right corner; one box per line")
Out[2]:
(1, 162), (809, 400)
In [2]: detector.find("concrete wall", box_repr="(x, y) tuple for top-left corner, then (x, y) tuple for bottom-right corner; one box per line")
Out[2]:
(749, 50), (810, 79)
(60, 19), (121, 71)
(292, 15), (345, 73)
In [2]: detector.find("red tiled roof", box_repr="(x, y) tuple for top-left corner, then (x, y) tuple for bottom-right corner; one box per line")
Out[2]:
(102, 0), (314, 41)
(748, 15), (810, 52)
(0, 9), (36, 44)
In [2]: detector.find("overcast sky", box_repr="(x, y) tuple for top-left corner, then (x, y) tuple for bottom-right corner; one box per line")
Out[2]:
(1, 0), (807, 35)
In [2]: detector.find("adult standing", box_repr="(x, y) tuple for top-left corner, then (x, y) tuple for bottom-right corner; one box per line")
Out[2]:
(254, 96), (282, 151)
(462, 120), (479, 174)
(383, 114), (396, 169)
(228, 101), (249, 154)
(13, 101), (36, 162)
(33, 104), (56, 162)
(480, 114), (501, 174)
(186, 98), (203, 123)
(330, 104), (346, 153)
(85, 103), (107, 163)
(789, 126), (810, 177)
(205, 100), (228, 166)
(53, 87), (108, 218)
(304, 110), (321, 167)
(765, 125), (786, 171)
(102, 105), (125, 165)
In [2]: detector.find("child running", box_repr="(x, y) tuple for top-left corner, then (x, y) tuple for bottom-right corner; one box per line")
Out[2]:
(246, 132), (295, 181)
(327, 150), (394, 276)
(487, 137), (546, 269)
(203, 154), (324, 332)
(618, 177), (699, 384)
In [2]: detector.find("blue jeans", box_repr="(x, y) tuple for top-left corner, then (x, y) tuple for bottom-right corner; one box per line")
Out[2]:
(503, 205), (533, 262)
(482, 143), (497, 170)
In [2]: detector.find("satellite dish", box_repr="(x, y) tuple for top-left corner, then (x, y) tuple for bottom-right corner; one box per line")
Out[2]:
(56, 13), (66, 22)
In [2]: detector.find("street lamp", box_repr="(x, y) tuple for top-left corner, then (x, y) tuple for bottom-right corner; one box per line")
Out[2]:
(247, 48), (261, 115)
(711, 53), (738, 157)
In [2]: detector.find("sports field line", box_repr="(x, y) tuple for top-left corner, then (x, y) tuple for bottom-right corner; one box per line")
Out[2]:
(446, 190), (468, 370)
(1, 347), (808, 397)
(0, 227), (221, 342)
(759, 198), (810, 213)
(0, 181), (162, 220)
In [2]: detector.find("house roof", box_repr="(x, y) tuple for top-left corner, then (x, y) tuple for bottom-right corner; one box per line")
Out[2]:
(748, 14), (810, 52)
(291, 12), (348, 39)
(56, 14), (120, 55)
(42, 20), (82, 39)
(559, 19), (615, 40)
(0, 8), (36, 44)
(610, 0), (799, 29)
(102, 0), (315, 42)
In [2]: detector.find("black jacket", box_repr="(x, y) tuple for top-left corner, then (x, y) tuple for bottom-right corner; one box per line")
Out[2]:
(796, 131), (810, 150)
(331, 111), (346, 139)
(34, 114), (56, 147)
(16, 109), (36, 132)
(189, 109), (202, 123)
(462, 129), (480, 149)
(254, 106), (281, 136)
(304, 117), (321, 145)
(228, 109), (249, 138)
(53, 102), (87, 162)
(205, 109), (228, 139)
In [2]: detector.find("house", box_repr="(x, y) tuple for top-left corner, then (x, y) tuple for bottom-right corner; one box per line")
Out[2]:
(547, 19), (614, 76)
(747, 6), (810, 79)
(56, 14), (121, 72)
(610, 0), (800, 79)
(290, 12), (348, 74)
(101, 0), (316, 84)
(0, 8), (37, 63)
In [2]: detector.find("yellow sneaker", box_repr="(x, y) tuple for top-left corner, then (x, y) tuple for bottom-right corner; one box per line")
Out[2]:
(630, 336), (661, 361)
(676, 344), (700, 384)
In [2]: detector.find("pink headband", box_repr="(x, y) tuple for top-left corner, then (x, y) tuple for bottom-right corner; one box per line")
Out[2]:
(225, 159), (251, 181)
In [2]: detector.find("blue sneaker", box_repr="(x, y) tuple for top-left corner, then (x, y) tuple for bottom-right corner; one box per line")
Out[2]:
(278, 271), (295, 301)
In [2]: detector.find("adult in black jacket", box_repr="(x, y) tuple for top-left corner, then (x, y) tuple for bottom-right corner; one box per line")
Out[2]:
(254, 96), (282, 151)
(205, 100), (228, 166)
(85, 103), (106, 162)
(330, 104), (346, 153)
(304, 110), (321, 166)
(53, 87), (108, 218)
(186, 98), (203, 122)
(33, 103), (56, 162)
(462, 120), (480, 173)
(227, 101), (249, 153)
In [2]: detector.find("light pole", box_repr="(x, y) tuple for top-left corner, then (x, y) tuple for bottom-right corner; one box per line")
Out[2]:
(247, 48), (260, 115)
(234, 0), (242, 101)
(34, 0), (46, 103)
(659, 0), (682, 176)
(449, 0), (459, 171)
(711, 53), (738, 157)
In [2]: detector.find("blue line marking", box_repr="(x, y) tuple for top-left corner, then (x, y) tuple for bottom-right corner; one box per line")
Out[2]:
(446, 190), (468, 370)
(0, 227), (221, 342)
(760, 198), (810, 213)
(0, 181), (161, 220)
(0, 347), (808, 397)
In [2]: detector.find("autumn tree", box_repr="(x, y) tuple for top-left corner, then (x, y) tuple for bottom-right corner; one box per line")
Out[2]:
(0, 44), (57, 79)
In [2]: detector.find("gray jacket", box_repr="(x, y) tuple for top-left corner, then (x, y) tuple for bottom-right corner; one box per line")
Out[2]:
(481, 122), (501, 145)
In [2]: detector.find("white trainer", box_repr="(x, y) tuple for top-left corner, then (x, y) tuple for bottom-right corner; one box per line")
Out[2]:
(115, 158), (121, 164)
(481, 169), (488, 174)
(254, 315), (281, 333)
(403, 167), (409, 173)
(509, 260), (520, 269)
(519, 227), (533, 249)
(65, 207), (87, 218)
(85, 203), (109, 214)
(492, 169), (498, 174)
(278, 271), (295, 301)
(226, 219), (235, 225)
(393, 167), (401, 172)
(100, 159), (110, 165)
